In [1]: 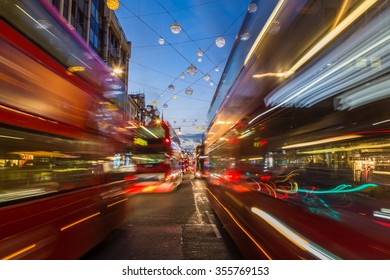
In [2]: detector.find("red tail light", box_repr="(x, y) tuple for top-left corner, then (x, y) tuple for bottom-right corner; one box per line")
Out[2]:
(260, 174), (271, 181)
(165, 170), (172, 181)
(124, 175), (137, 181)
(224, 170), (241, 181)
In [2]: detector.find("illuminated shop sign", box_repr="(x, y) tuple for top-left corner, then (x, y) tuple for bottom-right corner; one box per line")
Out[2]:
(134, 137), (148, 146)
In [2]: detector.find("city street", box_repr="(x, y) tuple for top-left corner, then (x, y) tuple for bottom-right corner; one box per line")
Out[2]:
(82, 173), (242, 260)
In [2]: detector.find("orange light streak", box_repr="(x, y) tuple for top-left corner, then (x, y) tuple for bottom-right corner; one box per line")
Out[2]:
(206, 188), (272, 259)
(107, 198), (128, 208)
(60, 212), (100, 231)
(2, 244), (36, 260)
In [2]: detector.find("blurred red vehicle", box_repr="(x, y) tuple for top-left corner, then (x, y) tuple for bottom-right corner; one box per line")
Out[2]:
(204, 0), (390, 259)
(0, 0), (133, 259)
(125, 120), (183, 193)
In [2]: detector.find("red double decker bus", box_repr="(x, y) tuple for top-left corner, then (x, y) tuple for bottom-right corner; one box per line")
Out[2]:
(194, 145), (207, 179)
(0, 0), (133, 259)
(125, 120), (183, 193)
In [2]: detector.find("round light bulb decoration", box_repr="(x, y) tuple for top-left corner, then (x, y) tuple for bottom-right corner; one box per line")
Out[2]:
(215, 37), (225, 48)
(163, 103), (168, 108)
(186, 65), (197, 76)
(210, 81), (215, 86)
(168, 84), (175, 91)
(269, 20), (281, 35)
(248, 3), (257, 13)
(185, 87), (193, 96)
(107, 0), (119, 10)
(215, 67), (220, 72)
(197, 57), (202, 62)
(173, 94), (177, 99)
(152, 101), (157, 106)
(158, 38), (165, 45)
(240, 31), (251, 41)
(196, 49), (204, 57)
(170, 22), (182, 34)
(179, 73), (185, 79)
(203, 74), (211, 81)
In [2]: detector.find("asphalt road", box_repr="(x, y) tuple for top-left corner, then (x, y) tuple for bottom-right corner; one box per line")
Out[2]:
(82, 172), (243, 260)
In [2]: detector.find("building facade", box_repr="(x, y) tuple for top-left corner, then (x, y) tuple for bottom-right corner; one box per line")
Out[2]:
(49, 0), (142, 124)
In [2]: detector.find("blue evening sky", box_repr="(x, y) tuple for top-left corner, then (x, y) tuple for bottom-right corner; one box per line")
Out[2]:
(115, 0), (251, 147)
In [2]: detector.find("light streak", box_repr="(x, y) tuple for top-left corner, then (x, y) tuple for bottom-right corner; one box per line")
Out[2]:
(249, 0), (381, 125)
(297, 183), (378, 194)
(68, 66), (85, 72)
(0, 105), (58, 123)
(252, 72), (287, 79)
(251, 207), (339, 259)
(140, 126), (159, 138)
(275, 182), (299, 195)
(106, 198), (128, 208)
(207, 188), (272, 259)
(1, 244), (36, 260)
(141, 186), (159, 192)
(372, 119), (390, 126)
(238, 129), (253, 139)
(332, 0), (350, 29)
(248, 157), (264, 161)
(297, 142), (390, 155)
(373, 208), (390, 220)
(15, 5), (56, 37)
(225, 191), (244, 207)
(244, 0), (286, 66)
(60, 212), (100, 231)
(286, 0), (379, 78)
(261, 182), (277, 198)
(281, 135), (362, 149)
(0, 134), (24, 140)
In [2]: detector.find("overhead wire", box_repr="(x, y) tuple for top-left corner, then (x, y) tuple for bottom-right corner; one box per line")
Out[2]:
(119, 0), (249, 134)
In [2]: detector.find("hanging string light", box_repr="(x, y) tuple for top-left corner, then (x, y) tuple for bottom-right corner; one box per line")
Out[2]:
(248, 3), (257, 13)
(215, 37), (225, 48)
(170, 22), (182, 34)
(163, 103), (168, 108)
(240, 31), (251, 41)
(168, 84), (175, 91)
(107, 0), (119, 10)
(203, 74), (211, 81)
(196, 49), (204, 57)
(158, 37), (165, 45)
(185, 87), (193, 96)
(186, 65), (197, 76)
(269, 20), (281, 35)
(179, 73), (185, 79)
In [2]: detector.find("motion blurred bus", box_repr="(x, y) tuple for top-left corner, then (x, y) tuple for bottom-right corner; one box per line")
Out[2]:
(194, 145), (207, 179)
(125, 120), (183, 193)
(205, 0), (390, 259)
(0, 0), (133, 259)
